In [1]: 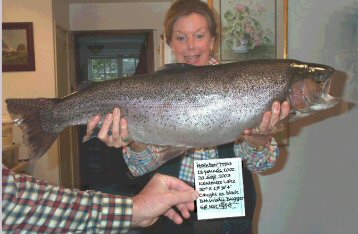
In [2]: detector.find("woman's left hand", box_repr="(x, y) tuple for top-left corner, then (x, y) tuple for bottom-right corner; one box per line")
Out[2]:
(83, 107), (131, 148)
(243, 101), (291, 149)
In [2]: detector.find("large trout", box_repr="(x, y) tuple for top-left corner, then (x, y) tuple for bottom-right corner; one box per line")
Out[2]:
(6, 59), (339, 162)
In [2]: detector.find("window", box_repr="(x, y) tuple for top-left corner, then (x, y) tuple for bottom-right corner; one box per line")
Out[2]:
(88, 56), (139, 81)
(122, 58), (139, 77)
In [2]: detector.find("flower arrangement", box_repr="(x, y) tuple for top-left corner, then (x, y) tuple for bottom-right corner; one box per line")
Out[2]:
(223, 0), (273, 52)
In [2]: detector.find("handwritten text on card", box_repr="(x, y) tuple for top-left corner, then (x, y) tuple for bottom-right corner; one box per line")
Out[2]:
(194, 158), (245, 220)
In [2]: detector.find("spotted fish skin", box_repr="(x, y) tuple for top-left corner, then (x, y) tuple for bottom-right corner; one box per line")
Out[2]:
(6, 59), (338, 161)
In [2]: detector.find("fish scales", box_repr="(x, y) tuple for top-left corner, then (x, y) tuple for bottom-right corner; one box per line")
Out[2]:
(6, 59), (338, 161)
(52, 61), (288, 147)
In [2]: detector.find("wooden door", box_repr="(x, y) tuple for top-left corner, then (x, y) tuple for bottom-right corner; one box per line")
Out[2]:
(55, 24), (79, 188)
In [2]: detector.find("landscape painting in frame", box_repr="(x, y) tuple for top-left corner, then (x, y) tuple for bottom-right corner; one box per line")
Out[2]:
(220, 0), (277, 62)
(2, 22), (35, 72)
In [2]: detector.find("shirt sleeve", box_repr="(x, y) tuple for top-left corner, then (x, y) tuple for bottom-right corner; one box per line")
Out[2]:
(122, 145), (172, 177)
(233, 137), (279, 172)
(2, 166), (132, 233)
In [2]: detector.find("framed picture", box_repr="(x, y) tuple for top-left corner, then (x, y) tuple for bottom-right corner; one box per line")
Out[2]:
(209, 0), (287, 62)
(2, 22), (36, 72)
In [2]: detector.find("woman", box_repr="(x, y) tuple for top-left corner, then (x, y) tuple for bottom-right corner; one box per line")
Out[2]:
(86, 0), (290, 233)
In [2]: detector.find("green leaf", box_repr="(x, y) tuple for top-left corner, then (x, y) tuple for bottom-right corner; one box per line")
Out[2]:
(224, 10), (235, 21)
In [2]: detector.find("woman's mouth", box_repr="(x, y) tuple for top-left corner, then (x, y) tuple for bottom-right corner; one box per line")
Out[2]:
(184, 55), (200, 64)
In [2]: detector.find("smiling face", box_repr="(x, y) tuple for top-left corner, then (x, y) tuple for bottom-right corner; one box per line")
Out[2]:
(170, 13), (215, 66)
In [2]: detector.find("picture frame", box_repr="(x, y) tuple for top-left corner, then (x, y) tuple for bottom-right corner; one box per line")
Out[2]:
(2, 22), (36, 72)
(209, 0), (288, 62)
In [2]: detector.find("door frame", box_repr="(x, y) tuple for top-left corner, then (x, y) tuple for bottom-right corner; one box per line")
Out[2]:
(54, 23), (79, 189)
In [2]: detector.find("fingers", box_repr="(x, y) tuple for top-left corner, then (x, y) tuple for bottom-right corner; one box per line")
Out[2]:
(167, 190), (198, 210)
(154, 174), (199, 218)
(163, 208), (184, 224)
(176, 203), (192, 219)
(114, 108), (132, 147)
(243, 100), (289, 147)
(97, 113), (113, 142)
(257, 101), (289, 133)
(269, 101), (280, 127)
(88, 115), (101, 130)
(83, 115), (101, 142)
(120, 118), (129, 141)
(132, 174), (198, 228)
(84, 107), (131, 148)
(110, 108), (121, 143)
(279, 100), (291, 120)
(162, 190), (196, 224)
(259, 111), (272, 132)
(244, 111), (271, 136)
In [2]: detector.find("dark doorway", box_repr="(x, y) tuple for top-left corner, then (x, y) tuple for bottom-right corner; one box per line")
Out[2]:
(74, 30), (154, 84)
(73, 30), (154, 194)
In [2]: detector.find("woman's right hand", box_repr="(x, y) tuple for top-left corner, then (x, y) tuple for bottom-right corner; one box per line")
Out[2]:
(84, 107), (148, 151)
(83, 107), (131, 148)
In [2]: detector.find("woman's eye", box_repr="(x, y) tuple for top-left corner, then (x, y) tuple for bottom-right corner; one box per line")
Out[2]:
(176, 35), (186, 42)
(195, 34), (205, 39)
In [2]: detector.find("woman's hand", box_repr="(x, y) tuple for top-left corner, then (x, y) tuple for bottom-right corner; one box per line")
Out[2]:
(243, 101), (291, 149)
(83, 107), (148, 151)
(83, 107), (131, 148)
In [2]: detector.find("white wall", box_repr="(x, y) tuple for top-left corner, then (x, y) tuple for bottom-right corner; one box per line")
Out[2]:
(3, 1), (357, 232)
(2, 0), (170, 185)
(2, 0), (60, 184)
(257, 1), (358, 233)
(69, 2), (171, 69)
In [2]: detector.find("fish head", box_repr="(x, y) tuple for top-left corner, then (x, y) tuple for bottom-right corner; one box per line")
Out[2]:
(289, 61), (340, 118)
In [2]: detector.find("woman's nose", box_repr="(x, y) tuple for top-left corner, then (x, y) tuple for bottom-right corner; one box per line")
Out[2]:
(187, 37), (195, 50)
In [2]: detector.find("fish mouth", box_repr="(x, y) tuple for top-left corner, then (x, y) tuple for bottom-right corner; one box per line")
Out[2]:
(303, 78), (340, 111)
(289, 64), (340, 114)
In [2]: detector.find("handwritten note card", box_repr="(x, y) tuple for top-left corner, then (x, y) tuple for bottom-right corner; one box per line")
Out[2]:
(194, 158), (245, 220)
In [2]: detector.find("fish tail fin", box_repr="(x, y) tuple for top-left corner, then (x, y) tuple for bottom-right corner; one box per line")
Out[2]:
(5, 98), (60, 162)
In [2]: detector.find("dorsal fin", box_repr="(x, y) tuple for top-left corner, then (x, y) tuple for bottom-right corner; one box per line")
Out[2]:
(76, 80), (97, 91)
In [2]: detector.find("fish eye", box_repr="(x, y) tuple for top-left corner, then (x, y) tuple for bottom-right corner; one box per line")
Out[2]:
(315, 73), (326, 84)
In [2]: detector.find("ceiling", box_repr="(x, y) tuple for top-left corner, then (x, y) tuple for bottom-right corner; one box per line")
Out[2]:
(69, 0), (170, 56)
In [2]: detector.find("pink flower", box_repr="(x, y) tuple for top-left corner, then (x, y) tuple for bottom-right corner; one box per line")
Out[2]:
(235, 3), (247, 12)
(254, 37), (263, 46)
(245, 25), (255, 34)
